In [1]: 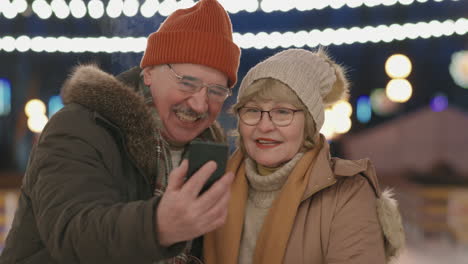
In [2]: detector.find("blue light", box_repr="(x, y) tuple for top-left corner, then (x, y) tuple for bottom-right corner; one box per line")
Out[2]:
(0, 78), (12, 116)
(356, 96), (372, 123)
(48, 95), (64, 117)
(430, 93), (448, 112)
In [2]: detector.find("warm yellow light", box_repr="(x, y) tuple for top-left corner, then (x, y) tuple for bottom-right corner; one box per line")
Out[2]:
(334, 117), (352, 134)
(332, 100), (353, 117)
(321, 106), (352, 138)
(25, 99), (46, 117)
(385, 54), (412, 78)
(27, 114), (48, 133)
(449, 50), (468, 89)
(320, 109), (336, 140)
(386, 79), (413, 103)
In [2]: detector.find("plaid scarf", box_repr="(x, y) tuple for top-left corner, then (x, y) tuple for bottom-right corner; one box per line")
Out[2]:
(137, 78), (200, 264)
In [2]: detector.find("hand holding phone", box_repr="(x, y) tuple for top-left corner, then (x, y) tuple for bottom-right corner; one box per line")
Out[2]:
(183, 140), (229, 194)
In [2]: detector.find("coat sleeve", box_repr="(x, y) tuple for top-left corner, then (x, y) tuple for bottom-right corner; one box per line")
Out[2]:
(26, 106), (184, 264)
(325, 175), (386, 264)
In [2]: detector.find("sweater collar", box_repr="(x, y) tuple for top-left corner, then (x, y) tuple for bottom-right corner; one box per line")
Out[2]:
(245, 153), (303, 192)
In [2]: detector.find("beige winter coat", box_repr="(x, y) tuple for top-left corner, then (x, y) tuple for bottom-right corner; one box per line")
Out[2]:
(204, 138), (404, 264)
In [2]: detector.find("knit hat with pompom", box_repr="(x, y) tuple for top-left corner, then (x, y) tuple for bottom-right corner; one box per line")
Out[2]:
(237, 48), (349, 132)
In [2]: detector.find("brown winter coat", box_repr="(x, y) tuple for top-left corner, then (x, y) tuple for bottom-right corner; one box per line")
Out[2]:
(0, 65), (224, 264)
(204, 138), (404, 264)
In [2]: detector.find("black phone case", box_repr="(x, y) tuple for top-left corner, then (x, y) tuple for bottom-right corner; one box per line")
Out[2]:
(184, 141), (228, 193)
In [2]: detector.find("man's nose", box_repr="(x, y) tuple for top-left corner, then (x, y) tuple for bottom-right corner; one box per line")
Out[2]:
(186, 87), (209, 114)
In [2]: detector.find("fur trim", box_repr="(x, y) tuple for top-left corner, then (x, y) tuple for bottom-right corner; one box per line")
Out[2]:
(61, 64), (161, 178)
(376, 188), (406, 263)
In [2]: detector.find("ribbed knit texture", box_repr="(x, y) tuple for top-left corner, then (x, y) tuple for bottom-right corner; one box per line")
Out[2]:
(237, 49), (347, 132)
(140, 0), (241, 87)
(238, 153), (303, 264)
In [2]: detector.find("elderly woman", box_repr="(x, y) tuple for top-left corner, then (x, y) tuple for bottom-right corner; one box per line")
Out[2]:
(204, 49), (405, 264)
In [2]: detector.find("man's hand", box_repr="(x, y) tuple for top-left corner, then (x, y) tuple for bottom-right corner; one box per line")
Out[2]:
(155, 159), (234, 247)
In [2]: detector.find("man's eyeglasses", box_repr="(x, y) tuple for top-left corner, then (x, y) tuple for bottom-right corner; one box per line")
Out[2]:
(237, 107), (303, 127)
(167, 64), (231, 103)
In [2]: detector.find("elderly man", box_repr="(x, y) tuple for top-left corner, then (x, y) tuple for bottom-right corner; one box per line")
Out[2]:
(0, 0), (241, 263)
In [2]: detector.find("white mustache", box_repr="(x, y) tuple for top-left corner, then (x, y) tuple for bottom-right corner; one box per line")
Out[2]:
(173, 105), (208, 120)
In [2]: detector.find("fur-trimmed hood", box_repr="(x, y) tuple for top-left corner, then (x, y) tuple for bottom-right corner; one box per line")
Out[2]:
(60, 64), (225, 178)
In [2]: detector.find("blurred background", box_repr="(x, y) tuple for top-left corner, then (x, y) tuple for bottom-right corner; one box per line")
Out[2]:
(1, 0), (468, 262)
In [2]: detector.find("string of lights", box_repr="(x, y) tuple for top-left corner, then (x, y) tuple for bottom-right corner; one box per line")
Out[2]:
(1, 17), (466, 53)
(0, 0), (460, 20)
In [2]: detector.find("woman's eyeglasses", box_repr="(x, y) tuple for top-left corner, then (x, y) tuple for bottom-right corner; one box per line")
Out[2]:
(238, 107), (303, 127)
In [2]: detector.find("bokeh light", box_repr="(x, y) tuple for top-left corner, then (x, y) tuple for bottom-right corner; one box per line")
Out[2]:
(15, 35), (31, 52)
(449, 50), (468, 89)
(32, 0), (53, 19)
(430, 93), (449, 112)
(140, 0), (159, 18)
(356, 95), (372, 123)
(51, 0), (70, 19)
(123, 0), (139, 17)
(69, 0), (87, 18)
(88, 0), (105, 19)
(0, 18), (465, 53)
(321, 109), (337, 139)
(106, 0), (124, 18)
(25, 99), (47, 117)
(12, 0), (28, 13)
(0, 78), (12, 116)
(332, 100), (353, 117)
(334, 116), (352, 134)
(27, 114), (48, 133)
(386, 79), (413, 103)
(370, 88), (399, 115)
(48, 95), (64, 117)
(385, 54), (412, 78)
(320, 101), (353, 139)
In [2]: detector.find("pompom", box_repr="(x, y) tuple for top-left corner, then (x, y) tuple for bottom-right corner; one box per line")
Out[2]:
(315, 48), (350, 107)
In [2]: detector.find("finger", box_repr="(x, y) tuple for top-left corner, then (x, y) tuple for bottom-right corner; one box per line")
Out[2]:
(182, 160), (217, 196)
(166, 159), (189, 191)
(198, 189), (231, 232)
(195, 172), (234, 213)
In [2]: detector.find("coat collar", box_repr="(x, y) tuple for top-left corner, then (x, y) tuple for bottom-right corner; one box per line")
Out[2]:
(302, 136), (381, 201)
(61, 64), (162, 179)
(301, 140), (336, 201)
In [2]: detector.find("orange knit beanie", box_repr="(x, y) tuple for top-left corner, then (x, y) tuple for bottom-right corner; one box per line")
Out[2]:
(140, 0), (241, 88)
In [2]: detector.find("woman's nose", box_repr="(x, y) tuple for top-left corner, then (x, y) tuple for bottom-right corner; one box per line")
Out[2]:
(256, 112), (275, 131)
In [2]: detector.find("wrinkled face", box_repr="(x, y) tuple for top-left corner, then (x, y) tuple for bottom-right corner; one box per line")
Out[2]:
(144, 63), (228, 144)
(239, 100), (305, 167)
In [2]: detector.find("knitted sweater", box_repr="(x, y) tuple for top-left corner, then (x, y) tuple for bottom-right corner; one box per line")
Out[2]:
(238, 153), (303, 264)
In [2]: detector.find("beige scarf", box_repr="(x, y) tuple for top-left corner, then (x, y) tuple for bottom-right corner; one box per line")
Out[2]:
(204, 146), (321, 264)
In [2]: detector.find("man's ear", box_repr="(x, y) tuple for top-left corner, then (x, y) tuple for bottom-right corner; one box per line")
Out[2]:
(143, 67), (153, 86)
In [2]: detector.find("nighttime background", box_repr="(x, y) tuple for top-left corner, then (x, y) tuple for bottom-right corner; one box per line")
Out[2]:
(1, 0), (468, 260)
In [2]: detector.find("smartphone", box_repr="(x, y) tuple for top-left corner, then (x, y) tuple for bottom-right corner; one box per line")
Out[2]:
(183, 140), (229, 194)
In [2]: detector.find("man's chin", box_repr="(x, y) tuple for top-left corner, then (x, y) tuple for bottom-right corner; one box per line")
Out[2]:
(164, 128), (203, 145)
